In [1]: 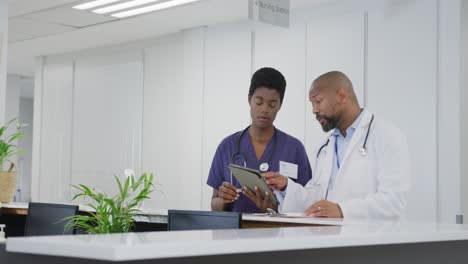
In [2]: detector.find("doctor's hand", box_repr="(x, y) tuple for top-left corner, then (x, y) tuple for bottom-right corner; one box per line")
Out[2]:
(217, 182), (240, 204)
(304, 200), (343, 218)
(262, 172), (288, 191)
(242, 186), (278, 212)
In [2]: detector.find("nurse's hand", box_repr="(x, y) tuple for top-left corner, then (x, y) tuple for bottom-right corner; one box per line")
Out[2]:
(217, 182), (240, 203)
(242, 186), (278, 212)
(263, 172), (288, 191)
(304, 200), (343, 218)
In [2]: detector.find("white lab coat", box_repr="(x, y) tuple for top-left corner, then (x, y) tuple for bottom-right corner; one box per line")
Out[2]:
(278, 110), (411, 220)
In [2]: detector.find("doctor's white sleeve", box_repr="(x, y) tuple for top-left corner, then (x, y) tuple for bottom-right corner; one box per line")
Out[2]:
(338, 127), (411, 220)
(278, 178), (319, 213)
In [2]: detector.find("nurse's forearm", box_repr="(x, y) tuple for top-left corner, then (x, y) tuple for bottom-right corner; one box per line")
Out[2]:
(211, 197), (229, 211)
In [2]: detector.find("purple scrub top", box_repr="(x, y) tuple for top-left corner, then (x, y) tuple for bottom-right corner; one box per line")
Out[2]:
(206, 127), (312, 213)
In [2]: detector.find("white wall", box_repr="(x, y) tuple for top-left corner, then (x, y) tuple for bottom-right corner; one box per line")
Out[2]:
(438, 0), (463, 223)
(5, 75), (20, 131)
(367, 0), (438, 222)
(142, 29), (204, 210)
(6, 74), (34, 201)
(32, 0), (464, 222)
(36, 62), (73, 203)
(31, 57), (44, 201)
(18, 97), (33, 202)
(72, 52), (144, 199)
(4, 75), (19, 174)
(0, 0), (7, 124)
(461, 0), (468, 222)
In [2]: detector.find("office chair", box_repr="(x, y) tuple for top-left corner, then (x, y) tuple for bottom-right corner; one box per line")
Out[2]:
(167, 210), (241, 231)
(24, 202), (79, 236)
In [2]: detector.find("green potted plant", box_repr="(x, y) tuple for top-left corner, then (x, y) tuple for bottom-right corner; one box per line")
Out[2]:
(65, 172), (155, 234)
(0, 118), (24, 203)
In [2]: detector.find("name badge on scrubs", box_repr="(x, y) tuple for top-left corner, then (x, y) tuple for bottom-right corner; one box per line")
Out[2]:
(279, 161), (298, 180)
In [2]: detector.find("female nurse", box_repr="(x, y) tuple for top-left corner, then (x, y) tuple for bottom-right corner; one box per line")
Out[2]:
(207, 67), (312, 213)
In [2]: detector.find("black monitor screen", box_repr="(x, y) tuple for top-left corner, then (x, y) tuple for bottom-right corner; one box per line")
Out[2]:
(168, 210), (241, 231)
(25, 203), (78, 236)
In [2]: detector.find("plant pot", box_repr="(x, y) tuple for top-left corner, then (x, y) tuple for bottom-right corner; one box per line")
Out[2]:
(0, 171), (16, 203)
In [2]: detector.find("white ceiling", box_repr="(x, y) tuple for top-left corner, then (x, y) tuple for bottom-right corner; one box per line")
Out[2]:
(7, 0), (332, 77)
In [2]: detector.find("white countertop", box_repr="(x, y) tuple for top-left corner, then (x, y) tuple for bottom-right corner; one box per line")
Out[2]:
(6, 222), (468, 261)
(0, 202), (96, 212)
(0, 202), (28, 209)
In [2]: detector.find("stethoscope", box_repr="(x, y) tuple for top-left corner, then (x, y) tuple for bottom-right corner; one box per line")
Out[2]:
(311, 114), (374, 190)
(230, 125), (278, 173)
(316, 114), (374, 158)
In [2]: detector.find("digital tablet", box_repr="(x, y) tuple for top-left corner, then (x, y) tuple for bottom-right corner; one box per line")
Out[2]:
(228, 164), (279, 205)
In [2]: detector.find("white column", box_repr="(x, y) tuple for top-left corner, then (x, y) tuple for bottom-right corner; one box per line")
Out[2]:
(0, 0), (8, 125)
(461, 0), (468, 223)
(31, 57), (44, 201)
(437, 0), (462, 223)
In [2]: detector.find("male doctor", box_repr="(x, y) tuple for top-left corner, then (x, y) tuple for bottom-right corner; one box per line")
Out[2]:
(264, 71), (411, 219)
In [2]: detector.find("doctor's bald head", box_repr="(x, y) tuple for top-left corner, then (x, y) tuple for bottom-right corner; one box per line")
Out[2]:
(310, 71), (358, 104)
(309, 71), (361, 132)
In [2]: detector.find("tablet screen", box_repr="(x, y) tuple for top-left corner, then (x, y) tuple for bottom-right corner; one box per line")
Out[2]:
(228, 164), (279, 205)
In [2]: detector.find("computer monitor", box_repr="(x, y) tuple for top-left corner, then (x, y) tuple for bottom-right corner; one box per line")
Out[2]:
(24, 202), (79, 236)
(167, 210), (241, 231)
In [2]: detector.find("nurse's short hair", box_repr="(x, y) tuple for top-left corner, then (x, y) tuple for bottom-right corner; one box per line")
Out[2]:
(249, 67), (286, 104)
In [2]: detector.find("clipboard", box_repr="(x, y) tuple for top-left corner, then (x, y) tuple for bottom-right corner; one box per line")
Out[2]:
(228, 164), (279, 205)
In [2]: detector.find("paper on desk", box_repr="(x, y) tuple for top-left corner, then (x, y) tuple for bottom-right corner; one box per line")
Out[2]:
(252, 212), (313, 218)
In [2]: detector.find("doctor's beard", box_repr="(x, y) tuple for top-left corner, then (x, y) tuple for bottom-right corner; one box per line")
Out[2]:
(316, 114), (339, 132)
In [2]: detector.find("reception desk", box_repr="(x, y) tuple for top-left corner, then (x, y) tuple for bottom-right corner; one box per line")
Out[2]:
(2, 221), (468, 263)
(0, 202), (29, 215)
(3, 203), (468, 263)
(0, 202), (168, 223)
(0, 202), (343, 228)
(0, 202), (170, 236)
(1, 203), (167, 221)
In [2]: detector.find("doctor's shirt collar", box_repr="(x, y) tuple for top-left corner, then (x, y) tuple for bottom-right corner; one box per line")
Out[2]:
(332, 108), (366, 139)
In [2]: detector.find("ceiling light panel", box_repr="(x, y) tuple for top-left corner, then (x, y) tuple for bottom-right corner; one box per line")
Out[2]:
(73, 0), (122, 10)
(93, 0), (163, 14)
(111, 0), (200, 18)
